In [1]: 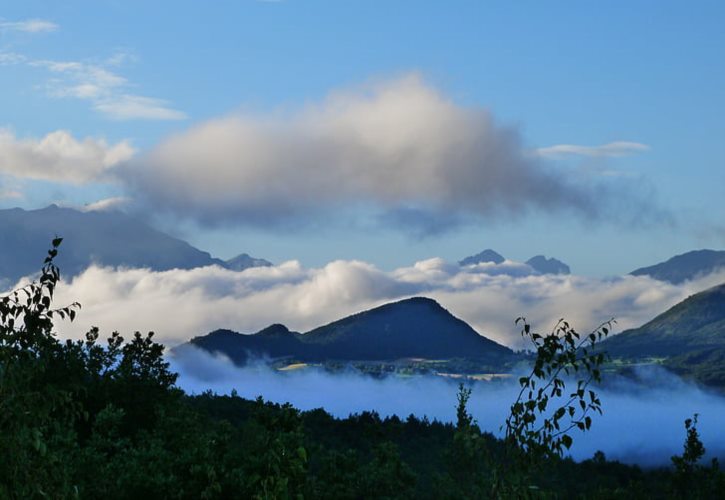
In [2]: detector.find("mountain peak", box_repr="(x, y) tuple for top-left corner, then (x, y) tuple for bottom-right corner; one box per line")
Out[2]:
(526, 255), (570, 275)
(224, 253), (273, 271)
(187, 296), (513, 365)
(256, 323), (295, 337)
(459, 249), (505, 266)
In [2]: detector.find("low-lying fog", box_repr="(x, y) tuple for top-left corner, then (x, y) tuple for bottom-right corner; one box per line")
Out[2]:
(172, 347), (725, 468)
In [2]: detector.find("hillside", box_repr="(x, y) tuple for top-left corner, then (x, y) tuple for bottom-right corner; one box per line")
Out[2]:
(184, 297), (514, 365)
(630, 249), (725, 284)
(601, 283), (725, 359)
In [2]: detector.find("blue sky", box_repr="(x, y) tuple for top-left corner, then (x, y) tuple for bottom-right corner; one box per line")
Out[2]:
(1, 1), (724, 276)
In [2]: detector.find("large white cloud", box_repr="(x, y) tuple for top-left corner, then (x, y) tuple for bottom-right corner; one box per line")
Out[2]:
(121, 74), (617, 229)
(38, 256), (725, 350)
(0, 129), (134, 184)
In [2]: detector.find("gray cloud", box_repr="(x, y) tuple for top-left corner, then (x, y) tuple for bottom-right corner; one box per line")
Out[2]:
(120, 74), (635, 231)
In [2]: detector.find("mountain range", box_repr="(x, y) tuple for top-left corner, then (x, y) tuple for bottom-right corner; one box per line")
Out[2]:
(0, 205), (270, 284)
(4, 206), (723, 285)
(182, 297), (514, 366)
(185, 285), (725, 388)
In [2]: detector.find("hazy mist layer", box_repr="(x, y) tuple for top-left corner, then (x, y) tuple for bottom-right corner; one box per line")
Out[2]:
(173, 347), (725, 467)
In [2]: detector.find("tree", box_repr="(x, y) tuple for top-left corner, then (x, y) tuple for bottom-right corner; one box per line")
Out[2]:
(0, 238), (82, 497)
(492, 317), (613, 496)
(0, 240), (188, 497)
(670, 414), (724, 498)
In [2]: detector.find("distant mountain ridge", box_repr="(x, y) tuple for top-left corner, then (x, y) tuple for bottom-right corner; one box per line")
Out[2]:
(459, 249), (570, 275)
(526, 255), (570, 275)
(630, 249), (725, 284)
(183, 297), (514, 365)
(459, 249), (505, 266)
(0, 205), (271, 284)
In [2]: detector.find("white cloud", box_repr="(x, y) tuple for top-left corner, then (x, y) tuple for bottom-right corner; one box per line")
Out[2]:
(536, 141), (650, 159)
(38, 255), (725, 350)
(0, 129), (135, 184)
(122, 74), (624, 229)
(0, 19), (58, 33)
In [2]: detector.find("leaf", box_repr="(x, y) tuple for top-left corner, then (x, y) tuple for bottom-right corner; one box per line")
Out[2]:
(561, 435), (573, 449)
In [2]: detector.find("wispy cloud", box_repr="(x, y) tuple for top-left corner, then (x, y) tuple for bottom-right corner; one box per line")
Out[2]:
(94, 94), (187, 121)
(80, 196), (131, 212)
(0, 128), (135, 184)
(536, 141), (650, 159)
(31, 58), (186, 121)
(0, 18), (58, 34)
(0, 188), (23, 200)
(1, 19), (178, 120)
(0, 51), (26, 64)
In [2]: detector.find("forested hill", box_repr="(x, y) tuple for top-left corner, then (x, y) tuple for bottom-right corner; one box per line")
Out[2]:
(601, 283), (725, 358)
(184, 297), (514, 365)
(600, 282), (725, 387)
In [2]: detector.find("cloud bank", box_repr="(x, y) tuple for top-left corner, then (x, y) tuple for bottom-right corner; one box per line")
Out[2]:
(0, 129), (134, 184)
(39, 256), (725, 349)
(121, 74), (639, 230)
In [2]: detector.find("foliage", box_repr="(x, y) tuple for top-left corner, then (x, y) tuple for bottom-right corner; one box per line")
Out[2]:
(506, 317), (613, 460)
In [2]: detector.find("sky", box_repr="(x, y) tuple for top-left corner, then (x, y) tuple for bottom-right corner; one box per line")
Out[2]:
(2, 1), (725, 277)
